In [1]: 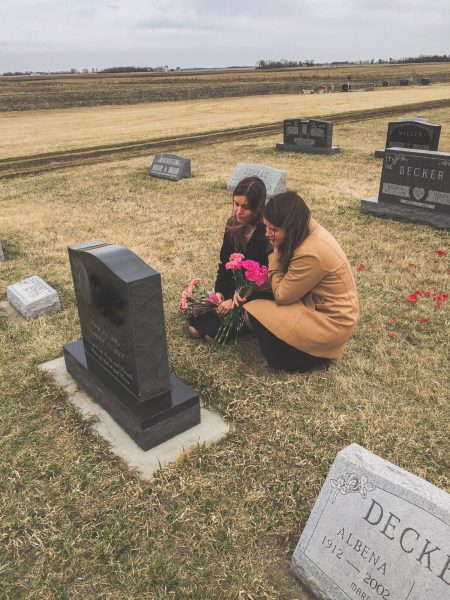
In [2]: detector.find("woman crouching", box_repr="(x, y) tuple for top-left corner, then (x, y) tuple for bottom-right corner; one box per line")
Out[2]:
(244, 191), (360, 372)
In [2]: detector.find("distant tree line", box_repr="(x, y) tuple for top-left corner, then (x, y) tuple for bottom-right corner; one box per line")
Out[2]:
(376, 54), (450, 64)
(256, 54), (450, 69)
(256, 59), (315, 69)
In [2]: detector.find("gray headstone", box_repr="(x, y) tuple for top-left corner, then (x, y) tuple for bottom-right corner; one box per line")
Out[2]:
(227, 163), (286, 198)
(361, 147), (450, 229)
(375, 119), (441, 158)
(0, 241), (4, 261)
(147, 153), (191, 181)
(7, 275), (60, 320)
(276, 119), (340, 155)
(63, 240), (200, 450)
(292, 443), (450, 600)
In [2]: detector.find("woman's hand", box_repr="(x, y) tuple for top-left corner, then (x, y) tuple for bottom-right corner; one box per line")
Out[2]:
(232, 285), (254, 307)
(216, 298), (233, 317)
(215, 292), (225, 303)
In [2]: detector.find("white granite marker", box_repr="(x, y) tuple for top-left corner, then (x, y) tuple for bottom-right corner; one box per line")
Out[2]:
(7, 275), (60, 320)
(292, 444), (450, 600)
(227, 163), (287, 198)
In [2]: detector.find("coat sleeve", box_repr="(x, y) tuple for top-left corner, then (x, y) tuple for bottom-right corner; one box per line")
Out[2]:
(214, 232), (234, 298)
(269, 250), (325, 305)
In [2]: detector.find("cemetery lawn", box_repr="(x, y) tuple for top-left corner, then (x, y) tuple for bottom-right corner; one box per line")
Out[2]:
(0, 106), (449, 599)
(1, 84), (450, 160)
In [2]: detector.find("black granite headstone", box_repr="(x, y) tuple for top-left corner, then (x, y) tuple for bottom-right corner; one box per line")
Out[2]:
(276, 119), (340, 155)
(147, 153), (191, 181)
(382, 80), (390, 87)
(421, 78), (431, 85)
(64, 241), (200, 450)
(341, 83), (351, 92)
(400, 79), (409, 86)
(361, 148), (450, 229)
(374, 118), (441, 158)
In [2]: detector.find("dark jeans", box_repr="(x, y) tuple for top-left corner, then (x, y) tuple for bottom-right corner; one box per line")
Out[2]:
(248, 314), (331, 373)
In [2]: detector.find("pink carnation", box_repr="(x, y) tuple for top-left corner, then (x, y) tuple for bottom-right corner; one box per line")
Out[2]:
(180, 290), (188, 311)
(230, 253), (244, 262)
(202, 291), (221, 306)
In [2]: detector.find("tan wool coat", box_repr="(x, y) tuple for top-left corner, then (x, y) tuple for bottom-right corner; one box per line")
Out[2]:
(245, 218), (360, 359)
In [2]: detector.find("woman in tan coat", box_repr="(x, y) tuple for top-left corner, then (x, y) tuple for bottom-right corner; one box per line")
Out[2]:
(244, 191), (360, 372)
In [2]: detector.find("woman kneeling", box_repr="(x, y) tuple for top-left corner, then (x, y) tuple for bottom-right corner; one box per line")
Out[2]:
(244, 192), (360, 372)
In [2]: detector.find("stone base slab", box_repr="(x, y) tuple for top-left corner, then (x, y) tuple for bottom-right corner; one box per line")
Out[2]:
(40, 356), (229, 479)
(360, 196), (450, 230)
(276, 143), (341, 155)
(63, 340), (201, 451)
(374, 149), (385, 158)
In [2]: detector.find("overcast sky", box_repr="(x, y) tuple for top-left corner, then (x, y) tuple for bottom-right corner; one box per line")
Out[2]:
(1, 0), (450, 72)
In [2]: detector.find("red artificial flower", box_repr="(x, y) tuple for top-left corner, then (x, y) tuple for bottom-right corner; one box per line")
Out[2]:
(407, 263), (415, 269)
(389, 318), (398, 324)
(430, 268), (436, 273)
(414, 290), (422, 295)
(387, 333), (397, 338)
(356, 264), (365, 272)
(419, 317), (429, 323)
(407, 294), (418, 302)
(437, 249), (446, 257)
(424, 290), (431, 296)
(437, 293), (448, 302)
(387, 258), (395, 265)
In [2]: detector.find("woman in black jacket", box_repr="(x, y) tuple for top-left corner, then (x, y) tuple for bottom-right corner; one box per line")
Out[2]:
(189, 176), (270, 342)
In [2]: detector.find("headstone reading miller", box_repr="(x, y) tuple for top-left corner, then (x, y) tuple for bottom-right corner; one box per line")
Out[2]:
(7, 275), (60, 320)
(227, 163), (286, 198)
(64, 241), (200, 450)
(375, 118), (441, 158)
(361, 147), (450, 229)
(292, 443), (450, 600)
(147, 153), (191, 181)
(276, 119), (340, 155)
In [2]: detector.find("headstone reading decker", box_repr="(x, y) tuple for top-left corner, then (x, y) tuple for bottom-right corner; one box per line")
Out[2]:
(148, 153), (191, 181)
(375, 118), (441, 158)
(227, 163), (286, 198)
(361, 147), (450, 229)
(276, 119), (340, 155)
(64, 241), (200, 450)
(292, 444), (450, 600)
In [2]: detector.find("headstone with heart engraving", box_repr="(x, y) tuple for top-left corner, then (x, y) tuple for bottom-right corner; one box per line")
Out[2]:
(361, 147), (450, 229)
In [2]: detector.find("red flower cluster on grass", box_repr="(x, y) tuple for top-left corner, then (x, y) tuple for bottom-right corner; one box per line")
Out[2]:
(356, 263), (365, 272)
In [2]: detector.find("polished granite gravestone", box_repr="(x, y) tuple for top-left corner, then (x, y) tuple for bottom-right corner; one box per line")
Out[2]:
(64, 241), (200, 450)
(361, 147), (450, 229)
(227, 163), (286, 198)
(292, 444), (450, 600)
(276, 119), (340, 155)
(375, 118), (441, 158)
(147, 153), (191, 181)
(7, 275), (60, 320)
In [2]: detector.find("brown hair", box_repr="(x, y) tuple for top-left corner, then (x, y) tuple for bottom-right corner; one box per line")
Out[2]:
(226, 176), (266, 250)
(263, 191), (311, 272)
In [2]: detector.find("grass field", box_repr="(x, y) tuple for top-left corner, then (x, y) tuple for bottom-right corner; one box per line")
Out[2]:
(2, 84), (450, 160)
(2, 62), (450, 111)
(0, 104), (449, 598)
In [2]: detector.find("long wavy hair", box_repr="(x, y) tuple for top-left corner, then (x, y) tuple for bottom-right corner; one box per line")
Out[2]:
(226, 176), (266, 250)
(263, 192), (311, 272)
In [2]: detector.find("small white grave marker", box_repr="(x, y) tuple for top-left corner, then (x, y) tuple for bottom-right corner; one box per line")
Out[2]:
(292, 444), (450, 600)
(227, 163), (286, 198)
(7, 275), (60, 320)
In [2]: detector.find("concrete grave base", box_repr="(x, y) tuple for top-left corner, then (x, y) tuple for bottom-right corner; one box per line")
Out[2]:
(374, 149), (385, 158)
(40, 356), (230, 480)
(276, 143), (341, 155)
(361, 196), (450, 229)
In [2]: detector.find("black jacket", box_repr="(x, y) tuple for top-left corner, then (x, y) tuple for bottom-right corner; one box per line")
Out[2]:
(215, 222), (269, 299)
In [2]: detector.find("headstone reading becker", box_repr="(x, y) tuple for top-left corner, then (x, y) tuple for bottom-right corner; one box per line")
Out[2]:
(374, 118), (441, 158)
(227, 163), (286, 198)
(361, 147), (450, 229)
(292, 444), (450, 600)
(7, 275), (60, 320)
(147, 153), (191, 181)
(276, 119), (340, 155)
(64, 241), (200, 451)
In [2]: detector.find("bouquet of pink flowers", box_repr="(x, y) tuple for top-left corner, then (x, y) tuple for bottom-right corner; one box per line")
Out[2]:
(215, 253), (268, 345)
(180, 278), (221, 318)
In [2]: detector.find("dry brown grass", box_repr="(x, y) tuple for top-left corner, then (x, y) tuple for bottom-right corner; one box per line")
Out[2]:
(1, 84), (450, 160)
(0, 105), (448, 598)
(2, 62), (450, 111)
